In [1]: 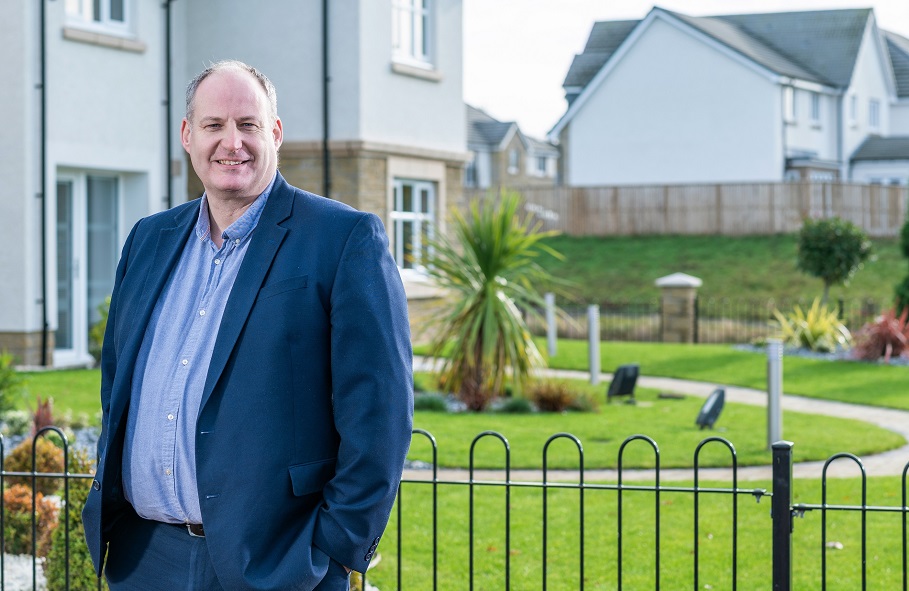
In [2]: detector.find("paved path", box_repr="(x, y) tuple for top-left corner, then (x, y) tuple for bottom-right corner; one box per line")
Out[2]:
(408, 357), (909, 482)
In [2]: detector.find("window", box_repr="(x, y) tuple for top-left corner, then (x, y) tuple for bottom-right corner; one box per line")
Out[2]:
(391, 179), (435, 271)
(393, 0), (432, 65)
(508, 149), (519, 175)
(869, 99), (880, 129)
(783, 86), (796, 123)
(537, 156), (548, 175)
(810, 92), (820, 124)
(66, 0), (128, 30)
(849, 95), (857, 125)
(464, 152), (477, 188)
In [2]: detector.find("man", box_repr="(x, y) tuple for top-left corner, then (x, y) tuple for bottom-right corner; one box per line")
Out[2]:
(82, 60), (414, 591)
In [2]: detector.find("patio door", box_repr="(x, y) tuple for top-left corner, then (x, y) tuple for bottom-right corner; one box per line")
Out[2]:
(55, 174), (120, 366)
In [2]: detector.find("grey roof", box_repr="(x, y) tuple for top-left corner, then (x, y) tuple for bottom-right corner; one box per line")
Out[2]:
(525, 136), (560, 157)
(852, 136), (909, 161)
(886, 31), (909, 98)
(563, 7), (884, 92)
(467, 104), (516, 148)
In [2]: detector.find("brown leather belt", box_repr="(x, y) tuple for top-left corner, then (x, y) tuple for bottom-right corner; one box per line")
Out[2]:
(186, 523), (205, 537)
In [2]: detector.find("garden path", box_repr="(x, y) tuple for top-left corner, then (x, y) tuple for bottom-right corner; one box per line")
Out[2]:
(410, 357), (909, 483)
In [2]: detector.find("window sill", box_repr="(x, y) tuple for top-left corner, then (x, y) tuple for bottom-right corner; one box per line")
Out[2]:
(62, 26), (146, 53)
(391, 61), (442, 83)
(810, 122), (822, 130)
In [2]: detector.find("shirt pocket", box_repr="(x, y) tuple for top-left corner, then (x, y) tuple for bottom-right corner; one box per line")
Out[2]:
(288, 457), (336, 497)
(257, 275), (309, 301)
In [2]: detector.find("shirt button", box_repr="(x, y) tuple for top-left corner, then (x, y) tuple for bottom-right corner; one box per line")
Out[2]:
(234, 239), (240, 245)
(181, 359), (188, 366)
(165, 469), (172, 476)
(214, 259), (222, 265)
(199, 309), (206, 316)
(167, 413), (175, 421)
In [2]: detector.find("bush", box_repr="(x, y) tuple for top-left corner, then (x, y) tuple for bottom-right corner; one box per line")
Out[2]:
(88, 296), (111, 364)
(3, 484), (59, 556)
(797, 217), (872, 303)
(5, 436), (65, 496)
(0, 351), (24, 415)
(852, 308), (909, 362)
(527, 380), (584, 413)
(495, 397), (534, 414)
(1, 410), (32, 437)
(45, 448), (108, 590)
(413, 393), (448, 412)
(773, 298), (852, 352)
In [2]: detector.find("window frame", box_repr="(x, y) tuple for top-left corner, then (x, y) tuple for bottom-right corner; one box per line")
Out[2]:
(809, 92), (821, 125)
(869, 99), (880, 130)
(392, 0), (433, 68)
(783, 86), (796, 123)
(391, 179), (436, 272)
(65, 0), (131, 35)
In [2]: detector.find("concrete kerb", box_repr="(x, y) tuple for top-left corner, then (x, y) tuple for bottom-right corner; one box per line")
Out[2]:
(409, 356), (909, 482)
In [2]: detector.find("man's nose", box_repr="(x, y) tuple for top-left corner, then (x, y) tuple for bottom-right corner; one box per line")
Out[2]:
(221, 127), (243, 152)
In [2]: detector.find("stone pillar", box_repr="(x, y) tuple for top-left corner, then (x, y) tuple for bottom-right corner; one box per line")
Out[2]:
(655, 273), (702, 343)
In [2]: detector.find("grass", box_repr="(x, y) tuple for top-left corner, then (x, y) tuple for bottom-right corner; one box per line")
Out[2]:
(366, 474), (909, 590)
(538, 234), (905, 304)
(545, 339), (909, 411)
(409, 382), (904, 470)
(17, 368), (102, 420)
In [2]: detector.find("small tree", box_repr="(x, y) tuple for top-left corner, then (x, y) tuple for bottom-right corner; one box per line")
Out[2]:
(797, 217), (873, 304)
(426, 192), (564, 411)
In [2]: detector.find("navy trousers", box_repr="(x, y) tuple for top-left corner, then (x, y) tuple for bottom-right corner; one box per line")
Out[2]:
(104, 509), (351, 590)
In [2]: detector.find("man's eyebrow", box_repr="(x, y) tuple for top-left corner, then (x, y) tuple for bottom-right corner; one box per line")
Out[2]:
(198, 116), (223, 125)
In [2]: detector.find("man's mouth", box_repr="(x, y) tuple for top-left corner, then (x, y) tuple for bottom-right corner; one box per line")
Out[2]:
(217, 160), (245, 166)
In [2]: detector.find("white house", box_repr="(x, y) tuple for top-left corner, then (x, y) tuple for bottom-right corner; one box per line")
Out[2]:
(1, 0), (464, 367)
(549, 7), (909, 186)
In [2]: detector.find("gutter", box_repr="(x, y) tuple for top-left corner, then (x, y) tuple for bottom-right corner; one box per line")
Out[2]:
(39, 0), (48, 366)
(165, 0), (174, 208)
(322, 0), (331, 198)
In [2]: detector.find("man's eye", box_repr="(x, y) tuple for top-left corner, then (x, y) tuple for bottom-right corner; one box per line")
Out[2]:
(205, 124), (222, 130)
(241, 123), (257, 128)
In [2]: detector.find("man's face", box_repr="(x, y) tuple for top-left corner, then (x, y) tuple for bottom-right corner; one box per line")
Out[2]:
(181, 69), (283, 203)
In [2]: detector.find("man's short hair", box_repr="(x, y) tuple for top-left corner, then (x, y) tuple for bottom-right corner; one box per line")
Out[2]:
(185, 60), (278, 123)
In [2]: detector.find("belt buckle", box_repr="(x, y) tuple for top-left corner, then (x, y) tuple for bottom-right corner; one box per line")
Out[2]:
(186, 523), (205, 538)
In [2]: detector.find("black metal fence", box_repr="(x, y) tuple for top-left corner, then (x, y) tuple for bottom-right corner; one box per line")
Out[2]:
(525, 297), (884, 344)
(4, 429), (908, 590)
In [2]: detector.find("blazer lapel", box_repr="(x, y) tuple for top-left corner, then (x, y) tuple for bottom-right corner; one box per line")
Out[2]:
(198, 175), (294, 413)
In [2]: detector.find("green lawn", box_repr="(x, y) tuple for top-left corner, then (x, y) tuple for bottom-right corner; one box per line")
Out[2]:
(366, 474), (907, 590)
(538, 234), (905, 305)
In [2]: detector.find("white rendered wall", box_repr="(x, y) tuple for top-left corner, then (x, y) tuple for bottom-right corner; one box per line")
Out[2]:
(0, 1), (39, 333)
(566, 17), (781, 185)
(891, 101), (909, 135)
(784, 88), (839, 161)
(359, 0), (465, 154)
(851, 161), (909, 184)
(843, 21), (893, 160)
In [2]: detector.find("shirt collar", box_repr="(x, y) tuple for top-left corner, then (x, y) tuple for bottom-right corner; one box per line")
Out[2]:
(195, 174), (277, 244)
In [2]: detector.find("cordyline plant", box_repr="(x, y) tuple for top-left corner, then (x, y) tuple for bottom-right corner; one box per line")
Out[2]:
(852, 308), (909, 363)
(426, 193), (564, 411)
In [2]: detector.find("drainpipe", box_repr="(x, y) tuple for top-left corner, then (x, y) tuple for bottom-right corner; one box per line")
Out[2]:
(39, 0), (49, 366)
(164, 0), (174, 208)
(322, 0), (331, 199)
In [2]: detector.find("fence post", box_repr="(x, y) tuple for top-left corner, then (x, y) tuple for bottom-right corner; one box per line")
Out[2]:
(545, 292), (557, 358)
(772, 441), (794, 591)
(655, 273), (702, 343)
(767, 339), (783, 448)
(588, 305), (600, 385)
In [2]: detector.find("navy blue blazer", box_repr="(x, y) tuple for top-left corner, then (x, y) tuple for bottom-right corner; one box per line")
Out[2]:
(82, 173), (414, 589)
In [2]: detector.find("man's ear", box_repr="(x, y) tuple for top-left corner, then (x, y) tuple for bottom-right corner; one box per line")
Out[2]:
(181, 119), (191, 153)
(273, 118), (283, 149)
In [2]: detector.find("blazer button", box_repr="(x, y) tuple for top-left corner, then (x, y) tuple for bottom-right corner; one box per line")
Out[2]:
(92, 480), (101, 491)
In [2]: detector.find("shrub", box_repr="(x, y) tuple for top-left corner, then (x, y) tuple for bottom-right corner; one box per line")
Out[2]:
(3, 484), (59, 556)
(527, 380), (584, 413)
(797, 217), (872, 304)
(45, 448), (108, 590)
(852, 308), (909, 362)
(773, 298), (852, 352)
(413, 393), (448, 412)
(1, 410), (32, 437)
(0, 351), (25, 415)
(88, 295), (111, 364)
(5, 436), (65, 497)
(495, 397), (534, 414)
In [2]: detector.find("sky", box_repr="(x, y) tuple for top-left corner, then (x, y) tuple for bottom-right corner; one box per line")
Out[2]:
(463, 0), (909, 139)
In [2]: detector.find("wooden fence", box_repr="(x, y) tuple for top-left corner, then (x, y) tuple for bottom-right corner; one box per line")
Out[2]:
(462, 182), (908, 237)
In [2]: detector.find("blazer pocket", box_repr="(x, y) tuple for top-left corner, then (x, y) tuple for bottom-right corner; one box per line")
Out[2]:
(288, 457), (336, 497)
(258, 275), (309, 301)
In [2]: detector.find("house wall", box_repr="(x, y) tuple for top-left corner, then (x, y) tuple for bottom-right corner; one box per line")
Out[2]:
(851, 161), (909, 185)
(843, 20), (893, 161)
(891, 101), (909, 134)
(565, 16), (781, 185)
(784, 88), (839, 164)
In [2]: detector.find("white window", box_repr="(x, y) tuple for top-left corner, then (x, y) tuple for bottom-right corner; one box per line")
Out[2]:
(536, 156), (548, 175)
(391, 179), (435, 271)
(392, 0), (432, 66)
(508, 149), (519, 175)
(783, 87), (796, 123)
(464, 152), (477, 188)
(810, 92), (820, 124)
(869, 99), (880, 129)
(849, 95), (857, 125)
(65, 0), (129, 32)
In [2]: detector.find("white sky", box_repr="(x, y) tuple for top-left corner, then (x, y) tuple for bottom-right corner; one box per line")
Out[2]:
(463, 0), (909, 139)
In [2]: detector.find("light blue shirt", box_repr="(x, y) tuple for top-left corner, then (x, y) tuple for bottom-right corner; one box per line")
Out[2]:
(122, 178), (273, 525)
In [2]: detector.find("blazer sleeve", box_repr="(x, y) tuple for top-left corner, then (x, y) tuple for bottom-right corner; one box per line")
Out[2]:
(312, 212), (414, 572)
